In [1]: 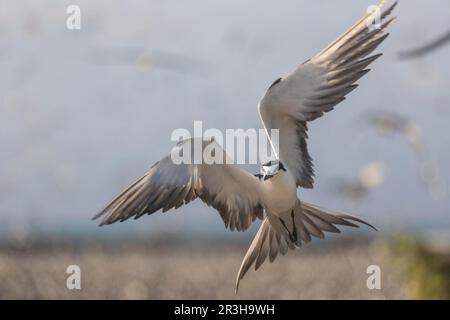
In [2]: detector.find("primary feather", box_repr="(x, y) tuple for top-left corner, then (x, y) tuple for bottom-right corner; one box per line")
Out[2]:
(259, 0), (397, 188)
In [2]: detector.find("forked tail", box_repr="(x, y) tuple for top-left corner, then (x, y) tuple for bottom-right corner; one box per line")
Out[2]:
(235, 201), (376, 293)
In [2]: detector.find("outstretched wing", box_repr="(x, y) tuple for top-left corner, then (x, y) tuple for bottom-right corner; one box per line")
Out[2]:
(94, 138), (264, 232)
(259, 0), (397, 188)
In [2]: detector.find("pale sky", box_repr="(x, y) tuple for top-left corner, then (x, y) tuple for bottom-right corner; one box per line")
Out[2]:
(1, 0), (449, 239)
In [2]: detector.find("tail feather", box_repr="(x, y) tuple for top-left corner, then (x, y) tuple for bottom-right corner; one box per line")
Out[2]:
(303, 202), (378, 231)
(235, 218), (271, 294)
(235, 201), (376, 293)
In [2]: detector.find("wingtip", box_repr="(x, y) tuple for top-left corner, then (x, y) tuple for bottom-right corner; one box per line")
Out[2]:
(374, 52), (383, 59)
(95, 215), (112, 227)
(391, 0), (399, 10)
(92, 211), (108, 226)
(92, 208), (106, 221)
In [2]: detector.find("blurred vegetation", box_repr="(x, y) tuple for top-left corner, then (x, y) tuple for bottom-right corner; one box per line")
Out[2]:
(379, 233), (450, 299)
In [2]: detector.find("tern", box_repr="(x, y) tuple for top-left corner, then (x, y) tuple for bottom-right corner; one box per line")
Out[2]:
(94, 1), (397, 293)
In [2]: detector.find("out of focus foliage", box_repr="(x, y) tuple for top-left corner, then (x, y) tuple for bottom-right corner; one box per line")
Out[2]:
(380, 233), (450, 299)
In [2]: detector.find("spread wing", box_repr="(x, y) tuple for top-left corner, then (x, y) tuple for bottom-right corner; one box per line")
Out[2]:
(259, 0), (397, 188)
(93, 138), (264, 232)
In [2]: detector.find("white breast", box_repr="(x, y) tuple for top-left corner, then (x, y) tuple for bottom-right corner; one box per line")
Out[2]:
(261, 170), (298, 214)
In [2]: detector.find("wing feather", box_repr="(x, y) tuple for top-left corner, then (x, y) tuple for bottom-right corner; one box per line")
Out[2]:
(259, 1), (397, 188)
(94, 138), (264, 232)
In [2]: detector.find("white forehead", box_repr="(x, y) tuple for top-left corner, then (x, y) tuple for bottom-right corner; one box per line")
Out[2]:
(262, 162), (279, 175)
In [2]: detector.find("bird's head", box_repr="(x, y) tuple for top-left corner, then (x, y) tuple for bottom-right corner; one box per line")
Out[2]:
(256, 160), (287, 181)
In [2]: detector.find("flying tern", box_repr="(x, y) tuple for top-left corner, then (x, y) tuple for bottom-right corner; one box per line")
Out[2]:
(94, 0), (397, 292)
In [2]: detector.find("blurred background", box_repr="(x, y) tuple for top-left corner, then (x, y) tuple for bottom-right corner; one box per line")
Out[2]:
(0, 0), (449, 299)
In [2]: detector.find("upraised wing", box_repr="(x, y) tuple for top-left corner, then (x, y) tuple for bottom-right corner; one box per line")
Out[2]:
(94, 138), (264, 232)
(259, 0), (397, 188)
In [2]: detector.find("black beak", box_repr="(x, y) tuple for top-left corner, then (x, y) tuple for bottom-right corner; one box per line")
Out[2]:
(254, 173), (263, 180)
(263, 174), (272, 181)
